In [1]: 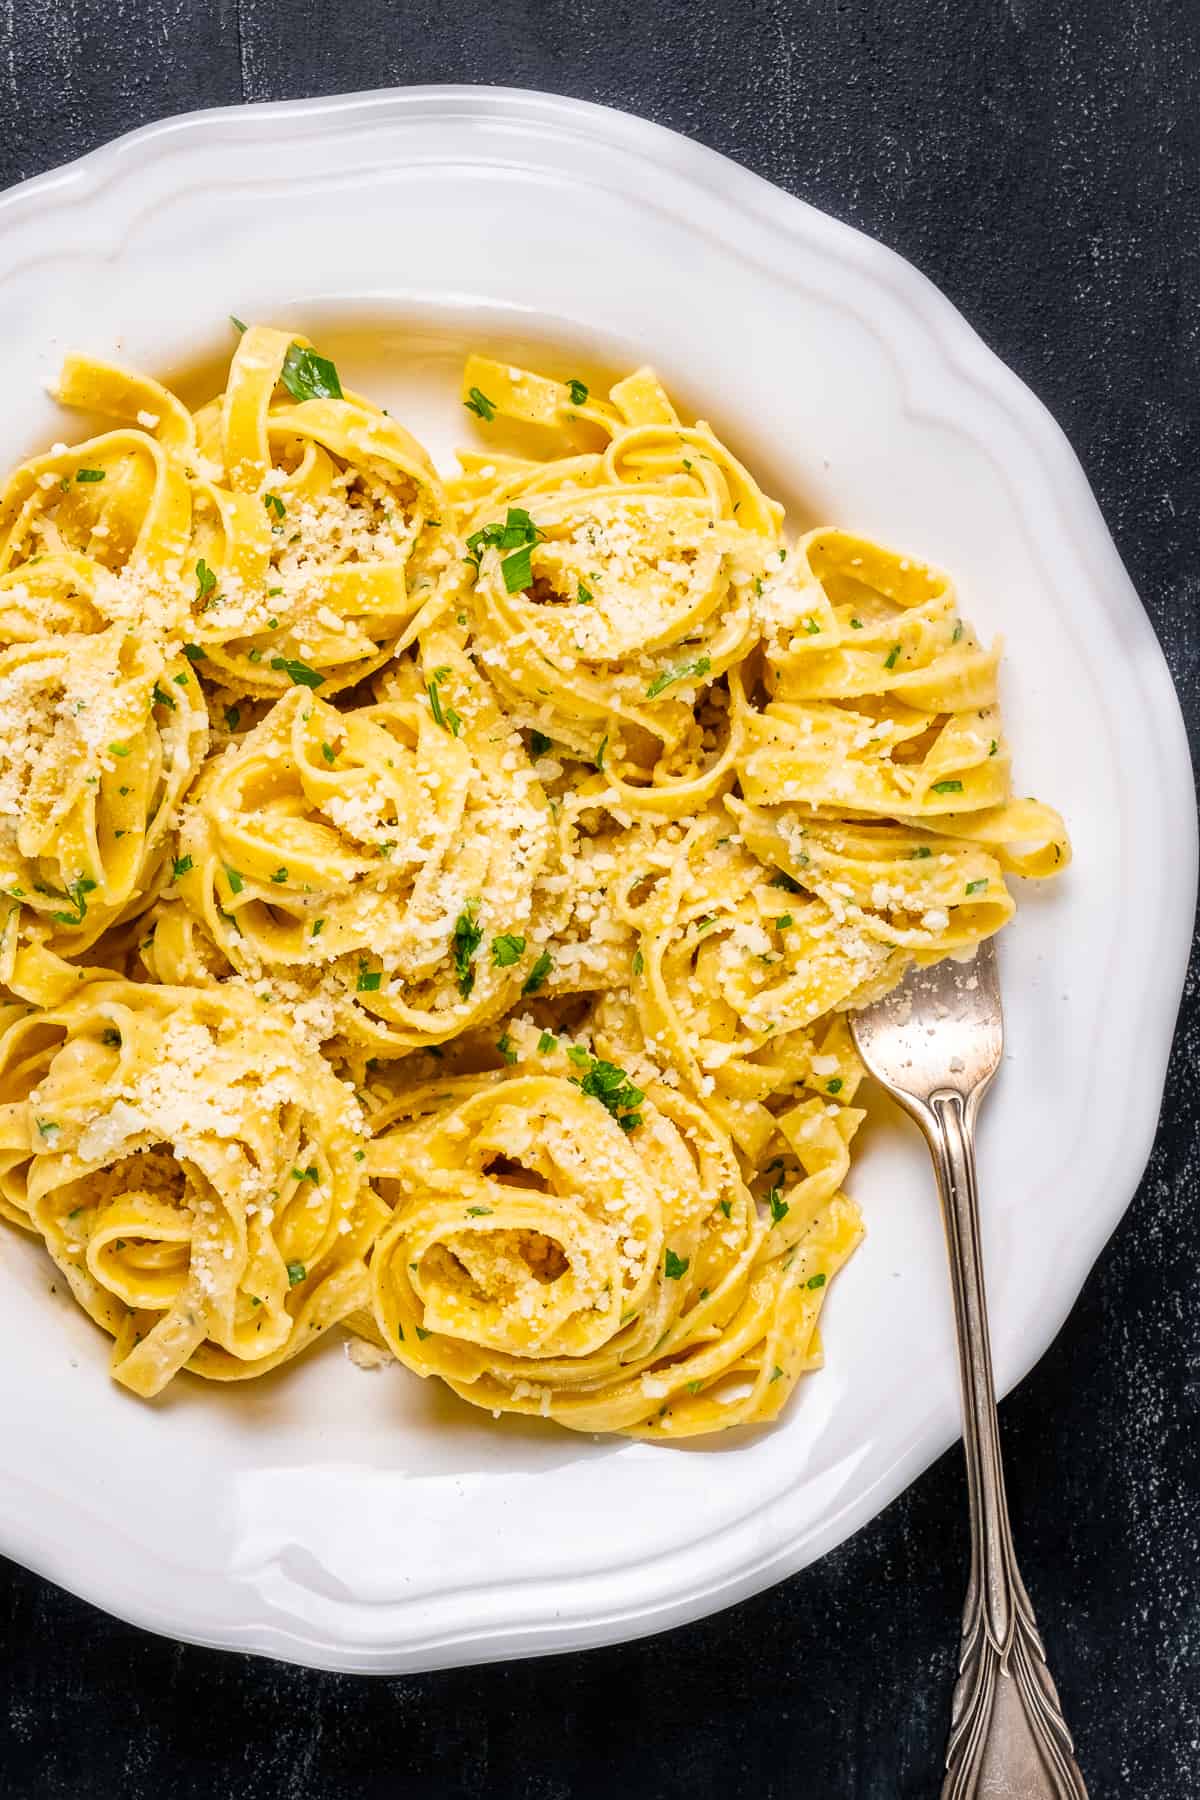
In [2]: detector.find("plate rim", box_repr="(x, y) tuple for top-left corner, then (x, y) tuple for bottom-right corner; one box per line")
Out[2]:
(0, 82), (1194, 1674)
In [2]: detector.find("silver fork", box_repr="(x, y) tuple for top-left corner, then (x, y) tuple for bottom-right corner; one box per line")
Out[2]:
(850, 939), (1088, 1799)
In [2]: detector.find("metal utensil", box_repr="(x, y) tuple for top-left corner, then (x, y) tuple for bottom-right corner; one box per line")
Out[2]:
(850, 939), (1088, 1798)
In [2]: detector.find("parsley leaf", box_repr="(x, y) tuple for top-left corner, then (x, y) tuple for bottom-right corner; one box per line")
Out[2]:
(567, 378), (588, 406)
(286, 1261), (307, 1286)
(932, 779), (964, 795)
(491, 933), (526, 967)
(530, 730), (552, 756)
(171, 855), (193, 881)
(664, 1248), (689, 1280)
(271, 656), (325, 689)
(452, 904), (483, 996)
(501, 545), (533, 593)
(569, 1051), (643, 1131)
(767, 1188), (789, 1225)
(195, 559), (216, 604)
(356, 961), (382, 993)
(522, 949), (553, 995)
(646, 655), (711, 699)
(464, 386), (496, 421)
(75, 468), (105, 483)
(279, 342), (343, 402)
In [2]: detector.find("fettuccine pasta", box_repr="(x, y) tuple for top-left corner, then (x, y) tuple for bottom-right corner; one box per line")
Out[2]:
(0, 328), (1069, 1437)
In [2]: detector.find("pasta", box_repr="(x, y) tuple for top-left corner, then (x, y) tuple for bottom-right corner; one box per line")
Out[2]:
(0, 327), (1069, 1436)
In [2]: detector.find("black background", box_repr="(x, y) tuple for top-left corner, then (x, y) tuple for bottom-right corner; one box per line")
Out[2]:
(2, 4), (1198, 1796)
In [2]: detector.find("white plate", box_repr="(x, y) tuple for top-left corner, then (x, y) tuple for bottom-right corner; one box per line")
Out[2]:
(0, 87), (1192, 1674)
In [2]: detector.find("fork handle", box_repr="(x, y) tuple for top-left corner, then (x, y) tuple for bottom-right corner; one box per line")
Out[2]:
(917, 1087), (1088, 1799)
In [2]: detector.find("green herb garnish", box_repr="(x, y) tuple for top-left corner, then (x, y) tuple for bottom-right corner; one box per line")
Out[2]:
(522, 949), (553, 995)
(279, 342), (343, 402)
(646, 655), (711, 699)
(452, 904), (483, 996)
(464, 387), (496, 421)
(271, 656), (324, 689)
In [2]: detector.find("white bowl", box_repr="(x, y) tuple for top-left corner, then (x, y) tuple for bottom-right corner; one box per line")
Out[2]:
(0, 86), (1192, 1673)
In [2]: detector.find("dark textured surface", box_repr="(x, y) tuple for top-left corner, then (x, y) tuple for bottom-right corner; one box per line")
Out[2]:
(2, 2), (1198, 1795)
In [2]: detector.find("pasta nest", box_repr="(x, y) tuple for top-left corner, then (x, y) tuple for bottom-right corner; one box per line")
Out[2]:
(0, 403), (208, 973)
(365, 1031), (863, 1438)
(0, 979), (383, 1395)
(144, 638), (558, 1055)
(180, 325), (453, 696)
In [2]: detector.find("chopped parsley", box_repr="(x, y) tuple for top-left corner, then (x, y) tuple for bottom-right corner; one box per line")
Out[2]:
(75, 468), (105, 483)
(108, 741), (130, 758)
(467, 1205), (494, 1216)
(194, 559), (217, 604)
(569, 1051), (643, 1131)
(775, 913), (793, 930)
(286, 1261), (307, 1286)
(577, 581), (593, 604)
(932, 779), (964, 795)
(151, 681), (176, 711)
(452, 903), (483, 996)
(311, 918), (325, 937)
(182, 642), (207, 663)
(224, 866), (244, 895)
(807, 1272), (827, 1290)
(230, 315), (247, 333)
(501, 545), (533, 593)
(271, 655), (325, 689)
(491, 933), (526, 967)
(464, 386), (496, 421)
(321, 741), (336, 764)
(767, 1188), (789, 1225)
(279, 342), (343, 402)
(663, 1249), (689, 1280)
(826, 1077), (844, 1095)
(567, 378), (589, 406)
(263, 492), (286, 521)
(884, 643), (901, 670)
(171, 855), (193, 881)
(427, 677), (462, 735)
(909, 845), (933, 859)
(537, 1031), (557, 1054)
(632, 949), (644, 976)
(530, 730), (552, 756)
(965, 878), (989, 896)
(646, 654), (711, 699)
(44, 876), (96, 927)
(770, 870), (804, 894)
(496, 1034), (517, 1066)
(356, 961), (382, 993)
(522, 949), (553, 995)
(270, 867), (289, 884)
